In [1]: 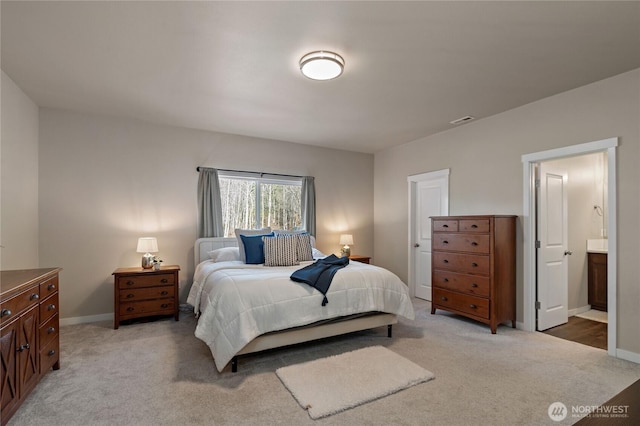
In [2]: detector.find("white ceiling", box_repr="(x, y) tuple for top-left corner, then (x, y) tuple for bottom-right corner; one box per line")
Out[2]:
(2, 1), (639, 154)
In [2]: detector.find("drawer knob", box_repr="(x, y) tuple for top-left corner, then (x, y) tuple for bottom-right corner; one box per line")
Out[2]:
(443, 224), (449, 228)
(30, 293), (40, 300)
(443, 259), (449, 264)
(471, 242), (478, 246)
(127, 280), (135, 286)
(442, 240), (449, 244)
(48, 304), (56, 311)
(471, 224), (478, 228)
(160, 278), (168, 283)
(48, 349), (56, 356)
(161, 303), (169, 308)
(127, 307), (134, 312)
(47, 283), (56, 291)
(160, 291), (169, 296)
(469, 304), (477, 309)
(471, 283), (478, 288)
(126, 294), (134, 299)
(443, 278), (449, 282)
(17, 344), (30, 352)
(471, 262), (478, 267)
(1, 309), (12, 317)
(441, 296), (448, 301)
(48, 326), (56, 334)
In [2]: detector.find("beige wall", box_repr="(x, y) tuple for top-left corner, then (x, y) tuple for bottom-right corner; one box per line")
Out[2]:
(38, 109), (373, 320)
(1, 71), (39, 269)
(374, 69), (639, 354)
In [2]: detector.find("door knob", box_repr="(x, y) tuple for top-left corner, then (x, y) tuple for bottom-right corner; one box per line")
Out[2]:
(564, 250), (573, 256)
(413, 243), (420, 248)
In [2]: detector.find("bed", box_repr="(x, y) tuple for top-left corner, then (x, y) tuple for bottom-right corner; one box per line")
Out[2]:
(187, 237), (415, 372)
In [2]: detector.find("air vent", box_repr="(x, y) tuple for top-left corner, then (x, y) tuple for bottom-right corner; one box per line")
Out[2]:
(449, 115), (475, 125)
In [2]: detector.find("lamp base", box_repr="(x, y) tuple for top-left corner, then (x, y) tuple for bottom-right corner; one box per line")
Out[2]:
(341, 246), (351, 257)
(141, 253), (154, 269)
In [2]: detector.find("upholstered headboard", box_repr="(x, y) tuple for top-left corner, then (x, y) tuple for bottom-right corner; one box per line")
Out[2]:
(194, 237), (238, 268)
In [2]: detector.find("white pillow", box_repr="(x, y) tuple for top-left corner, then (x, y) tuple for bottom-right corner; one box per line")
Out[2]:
(207, 247), (240, 263)
(234, 227), (272, 263)
(312, 248), (327, 259)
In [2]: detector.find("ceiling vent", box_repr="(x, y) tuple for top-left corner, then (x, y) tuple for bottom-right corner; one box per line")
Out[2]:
(449, 115), (475, 125)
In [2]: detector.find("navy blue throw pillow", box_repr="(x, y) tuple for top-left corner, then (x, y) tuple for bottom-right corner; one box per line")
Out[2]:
(240, 232), (274, 264)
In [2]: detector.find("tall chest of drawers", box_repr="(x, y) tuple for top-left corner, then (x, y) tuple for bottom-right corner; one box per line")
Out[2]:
(1, 268), (61, 425)
(430, 215), (516, 334)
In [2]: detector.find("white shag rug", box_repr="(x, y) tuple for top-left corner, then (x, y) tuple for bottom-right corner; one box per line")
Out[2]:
(275, 345), (435, 419)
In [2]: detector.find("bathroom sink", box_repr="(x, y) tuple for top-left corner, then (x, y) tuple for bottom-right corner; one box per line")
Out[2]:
(587, 239), (608, 254)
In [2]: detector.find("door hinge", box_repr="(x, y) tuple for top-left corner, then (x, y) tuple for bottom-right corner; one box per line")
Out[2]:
(535, 240), (541, 249)
(535, 301), (541, 310)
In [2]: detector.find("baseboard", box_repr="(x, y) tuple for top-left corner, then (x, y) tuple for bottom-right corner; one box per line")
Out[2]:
(568, 305), (591, 317)
(60, 313), (113, 326)
(616, 348), (640, 365)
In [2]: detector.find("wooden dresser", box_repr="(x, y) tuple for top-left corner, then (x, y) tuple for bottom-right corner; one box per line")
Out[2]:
(113, 265), (180, 329)
(1, 268), (61, 425)
(430, 215), (516, 333)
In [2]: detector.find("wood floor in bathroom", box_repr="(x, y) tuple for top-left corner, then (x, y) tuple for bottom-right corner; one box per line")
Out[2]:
(542, 316), (607, 350)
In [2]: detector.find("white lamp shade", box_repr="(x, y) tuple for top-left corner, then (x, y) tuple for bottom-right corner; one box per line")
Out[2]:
(339, 234), (354, 246)
(136, 237), (158, 253)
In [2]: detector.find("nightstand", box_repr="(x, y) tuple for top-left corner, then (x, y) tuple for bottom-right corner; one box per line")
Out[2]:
(113, 265), (180, 329)
(348, 255), (371, 264)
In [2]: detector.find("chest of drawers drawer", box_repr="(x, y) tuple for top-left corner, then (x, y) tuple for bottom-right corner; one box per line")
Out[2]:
(119, 299), (176, 317)
(432, 233), (490, 253)
(119, 285), (175, 302)
(39, 292), (59, 323)
(433, 270), (490, 297)
(432, 252), (490, 275)
(1, 289), (40, 326)
(433, 288), (489, 319)
(39, 313), (59, 349)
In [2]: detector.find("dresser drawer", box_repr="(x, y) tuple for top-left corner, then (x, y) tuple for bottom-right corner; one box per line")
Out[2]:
(432, 220), (458, 232)
(433, 270), (490, 297)
(39, 313), (59, 349)
(1, 287), (40, 325)
(432, 252), (490, 274)
(39, 276), (59, 299)
(39, 292), (59, 323)
(119, 286), (175, 302)
(119, 299), (176, 317)
(433, 233), (490, 253)
(459, 219), (490, 233)
(433, 288), (489, 319)
(40, 338), (60, 374)
(118, 273), (175, 290)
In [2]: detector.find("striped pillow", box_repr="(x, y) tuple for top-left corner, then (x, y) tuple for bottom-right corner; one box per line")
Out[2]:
(295, 234), (314, 261)
(263, 236), (299, 267)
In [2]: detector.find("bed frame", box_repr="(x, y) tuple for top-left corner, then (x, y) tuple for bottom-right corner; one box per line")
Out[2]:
(194, 237), (397, 372)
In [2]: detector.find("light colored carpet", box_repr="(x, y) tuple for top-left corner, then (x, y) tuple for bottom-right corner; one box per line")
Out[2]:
(6, 298), (640, 426)
(576, 310), (608, 323)
(276, 345), (434, 419)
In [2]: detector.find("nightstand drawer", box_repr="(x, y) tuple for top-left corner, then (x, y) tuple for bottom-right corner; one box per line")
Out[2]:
(432, 252), (490, 274)
(39, 292), (59, 323)
(119, 300), (176, 317)
(433, 233), (490, 253)
(39, 313), (59, 349)
(118, 273), (175, 290)
(433, 288), (489, 319)
(119, 286), (175, 302)
(433, 270), (490, 297)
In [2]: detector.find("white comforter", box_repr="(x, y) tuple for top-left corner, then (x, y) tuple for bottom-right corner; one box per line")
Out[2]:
(187, 259), (415, 371)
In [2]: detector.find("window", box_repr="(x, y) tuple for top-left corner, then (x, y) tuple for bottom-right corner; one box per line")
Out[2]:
(219, 173), (303, 237)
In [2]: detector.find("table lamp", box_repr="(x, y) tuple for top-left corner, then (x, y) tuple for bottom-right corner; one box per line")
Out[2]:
(137, 237), (158, 269)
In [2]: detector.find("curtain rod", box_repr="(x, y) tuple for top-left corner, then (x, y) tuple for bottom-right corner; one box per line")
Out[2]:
(196, 167), (305, 179)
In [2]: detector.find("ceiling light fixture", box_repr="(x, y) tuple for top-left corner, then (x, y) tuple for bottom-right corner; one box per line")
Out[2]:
(299, 51), (345, 81)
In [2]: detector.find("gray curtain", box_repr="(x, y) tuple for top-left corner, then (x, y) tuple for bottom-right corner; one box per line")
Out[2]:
(301, 176), (316, 236)
(197, 167), (224, 238)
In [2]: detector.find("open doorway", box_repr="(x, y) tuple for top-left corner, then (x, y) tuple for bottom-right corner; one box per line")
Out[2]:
(537, 152), (608, 350)
(521, 137), (617, 357)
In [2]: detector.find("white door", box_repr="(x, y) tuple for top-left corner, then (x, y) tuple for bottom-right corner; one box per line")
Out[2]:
(410, 172), (449, 301)
(537, 163), (569, 331)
